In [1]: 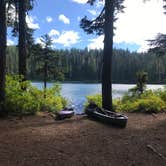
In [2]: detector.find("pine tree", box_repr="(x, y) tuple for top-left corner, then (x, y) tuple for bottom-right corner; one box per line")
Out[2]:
(7, 0), (35, 80)
(80, 0), (124, 110)
(0, 0), (7, 114)
(18, 0), (27, 80)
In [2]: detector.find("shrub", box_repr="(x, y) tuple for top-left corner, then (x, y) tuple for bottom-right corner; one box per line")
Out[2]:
(41, 83), (67, 112)
(4, 75), (67, 116)
(136, 96), (166, 113)
(85, 94), (118, 111)
(117, 95), (166, 113)
(155, 86), (166, 102)
(86, 94), (102, 108)
(117, 88), (166, 113)
(84, 88), (166, 113)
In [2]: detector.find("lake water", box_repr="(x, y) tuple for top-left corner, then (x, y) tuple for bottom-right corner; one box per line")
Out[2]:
(32, 83), (164, 114)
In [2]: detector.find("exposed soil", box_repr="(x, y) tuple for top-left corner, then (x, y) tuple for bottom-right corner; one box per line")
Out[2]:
(0, 112), (166, 166)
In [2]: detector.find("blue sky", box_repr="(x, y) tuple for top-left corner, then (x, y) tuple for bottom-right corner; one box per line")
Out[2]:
(7, 0), (166, 52)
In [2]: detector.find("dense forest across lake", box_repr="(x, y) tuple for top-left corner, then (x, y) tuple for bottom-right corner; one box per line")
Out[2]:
(7, 46), (166, 84)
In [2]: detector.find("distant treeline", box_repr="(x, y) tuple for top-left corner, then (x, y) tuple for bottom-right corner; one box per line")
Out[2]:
(6, 46), (166, 83)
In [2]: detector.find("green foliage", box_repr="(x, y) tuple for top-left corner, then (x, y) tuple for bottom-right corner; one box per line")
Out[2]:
(86, 94), (102, 108)
(41, 84), (68, 112)
(117, 89), (166, 113)
(117, 95), (166, 113)
(30, 43), (65, 81)
(85, 94), (118, 111)
(85, 88), (166, 113)
(80, 0), (125, 35)
(155, 86), (166, 102)
(128, 71), (148, 97)
(6, 47), (166, 83)
(4, 75), (67, 116)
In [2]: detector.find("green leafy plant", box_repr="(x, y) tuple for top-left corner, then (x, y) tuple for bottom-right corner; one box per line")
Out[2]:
(85, 94), (118, 111)
(155, 86), (166, 102)
(4, 75), (67, 116)
(129, 71), (148, 97)
(85, 87), (166, 113)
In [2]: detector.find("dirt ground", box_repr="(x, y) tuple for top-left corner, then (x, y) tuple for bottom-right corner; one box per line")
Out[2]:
(0, 112), (166, 166)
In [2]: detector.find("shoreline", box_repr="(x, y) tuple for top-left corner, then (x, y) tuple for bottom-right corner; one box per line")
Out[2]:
(31, 81), (165, 85)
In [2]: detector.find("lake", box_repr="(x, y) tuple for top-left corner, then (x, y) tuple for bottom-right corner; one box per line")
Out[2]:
(32, 83), (164, 114)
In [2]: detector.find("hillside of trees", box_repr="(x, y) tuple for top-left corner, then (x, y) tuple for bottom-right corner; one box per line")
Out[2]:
(6, 46), (166, 84)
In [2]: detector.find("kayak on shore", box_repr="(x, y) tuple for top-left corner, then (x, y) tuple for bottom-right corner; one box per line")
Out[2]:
(85, 103), (128, 128)
(55, 107), (74, 120)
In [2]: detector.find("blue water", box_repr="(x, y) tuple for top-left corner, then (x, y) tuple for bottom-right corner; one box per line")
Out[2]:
(32, 83), (164, 114)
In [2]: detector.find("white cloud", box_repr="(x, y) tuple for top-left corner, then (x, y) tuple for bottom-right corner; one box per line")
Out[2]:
(35, 37), (47, 48)
(88, 35), (104, 50)
(36, 30), (80, 47)
(77, 16), (81, 21)
(35, 37), (42, 44)
(72, 0), (88, 4)
(58, 14), (70, 24)
(7, 39), (14, 46)
(87, 9), (97, 16)
(7, 4), (16, 22)
(72, 0), (104, 7)
(49, 29), (60, 36)
(46, 16), (53, 23)
(53, 30), (80, 47)
(114, 0), (166, 52)
(26, 15), (40, 29)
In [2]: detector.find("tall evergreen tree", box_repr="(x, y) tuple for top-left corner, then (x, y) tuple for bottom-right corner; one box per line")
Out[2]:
(7, 0), (34, 80)
(18, 0), (27, 80)
(147, 0), (166, 54)
(40, 34), (53, 94)
(80, 0), (124, 110)
(148, 34), (166, 55)
(0, 0), (7, 114)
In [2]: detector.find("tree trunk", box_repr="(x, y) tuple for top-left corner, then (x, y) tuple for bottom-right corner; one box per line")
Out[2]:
(157, 58), (161, 83)
(44, 61), (47, 98)
(18, 0), (27, 80)
(0, 0), (7, 113)
(102, 0), (114, 110)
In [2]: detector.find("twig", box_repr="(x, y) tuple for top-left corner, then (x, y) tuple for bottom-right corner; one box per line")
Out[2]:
(147, 144), (166, 160)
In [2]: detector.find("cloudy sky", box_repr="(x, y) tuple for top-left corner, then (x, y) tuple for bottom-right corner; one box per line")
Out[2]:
(7, 0), (166, 52)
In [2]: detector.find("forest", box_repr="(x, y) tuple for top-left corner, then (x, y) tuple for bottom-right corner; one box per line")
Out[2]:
(6, 46), (166, 83)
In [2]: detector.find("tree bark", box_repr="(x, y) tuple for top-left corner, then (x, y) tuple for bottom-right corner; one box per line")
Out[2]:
(102, 0), (114, 110)
(0, 0), (7, 113)
(18, 0), (27, 80)
(44, 61), (47, 98)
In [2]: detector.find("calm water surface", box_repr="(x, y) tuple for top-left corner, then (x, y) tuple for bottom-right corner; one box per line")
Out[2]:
(32, 83), (164, 114)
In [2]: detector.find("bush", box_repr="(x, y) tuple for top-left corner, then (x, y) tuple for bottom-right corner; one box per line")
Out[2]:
(84, 88), (166, 113)
(117, 95), (166, 113)
(85, 94), (118, 111)
(4, 75), (67, 116)
(86, 94), (102, 108)
(155, 86), (166, 102)
(136, 96), (166, 113)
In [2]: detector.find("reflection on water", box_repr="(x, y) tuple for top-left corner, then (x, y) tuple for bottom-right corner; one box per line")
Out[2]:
(32, 83), (164, 114)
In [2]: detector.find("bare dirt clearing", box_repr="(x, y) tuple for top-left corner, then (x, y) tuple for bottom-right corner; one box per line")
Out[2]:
(0, 113), (166, 166)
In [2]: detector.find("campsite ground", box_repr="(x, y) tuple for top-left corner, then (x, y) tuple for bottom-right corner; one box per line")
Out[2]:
(0, 112), (166, 166)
